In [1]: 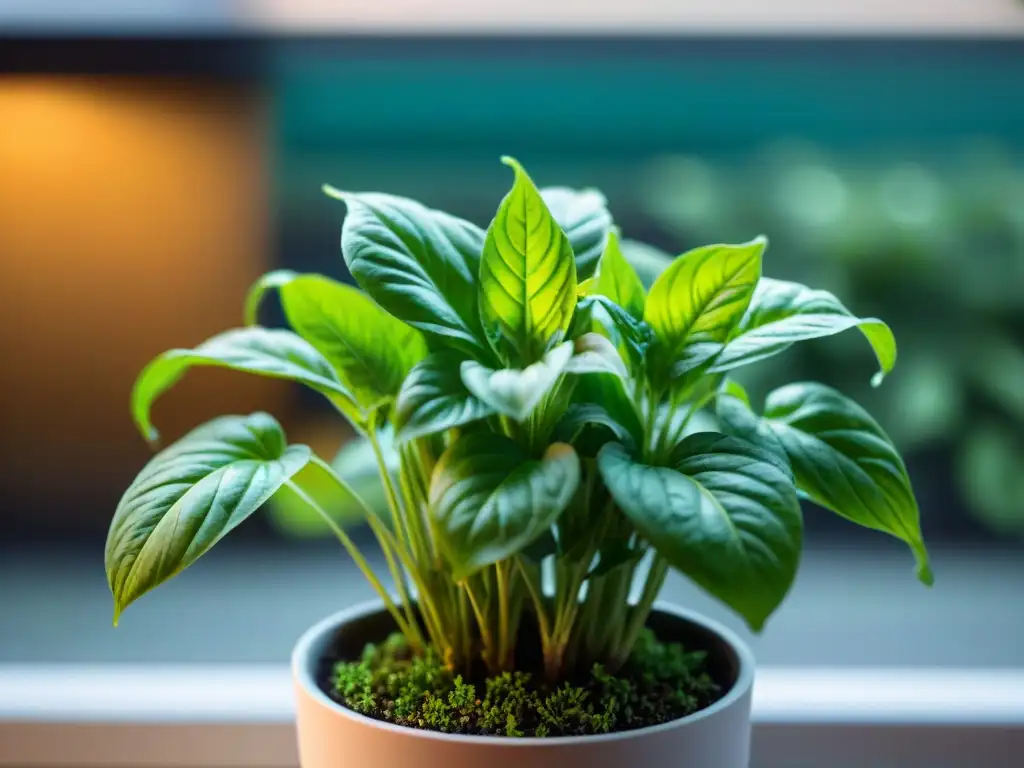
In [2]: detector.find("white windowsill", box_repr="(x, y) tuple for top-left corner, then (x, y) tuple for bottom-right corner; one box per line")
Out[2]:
(1, 666), (1022, 767)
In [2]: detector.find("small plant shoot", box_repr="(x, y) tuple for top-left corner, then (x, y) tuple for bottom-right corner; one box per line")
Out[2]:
(106, 156), (931, 692)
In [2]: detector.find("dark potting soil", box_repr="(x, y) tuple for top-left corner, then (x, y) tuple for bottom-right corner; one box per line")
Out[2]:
(322, 628), (722, 738)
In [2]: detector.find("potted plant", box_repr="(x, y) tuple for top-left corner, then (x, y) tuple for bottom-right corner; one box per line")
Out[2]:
(105, 157), (932, 768)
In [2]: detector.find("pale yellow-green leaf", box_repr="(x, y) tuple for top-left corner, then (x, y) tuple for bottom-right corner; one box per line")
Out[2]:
(645, 238), (765, 354)
(595, 230), (645, 320)
(480, 157), (577, 364)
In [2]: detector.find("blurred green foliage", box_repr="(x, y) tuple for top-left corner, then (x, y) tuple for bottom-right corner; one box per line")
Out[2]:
(638, 140), (1024, 536)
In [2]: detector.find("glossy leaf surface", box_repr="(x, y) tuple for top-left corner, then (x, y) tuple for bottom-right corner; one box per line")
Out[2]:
(106, 413), (310, 622)
(431, 434), (580, 579)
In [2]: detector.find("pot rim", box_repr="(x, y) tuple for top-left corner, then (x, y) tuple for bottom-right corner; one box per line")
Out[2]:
(292, 598), (754, 747)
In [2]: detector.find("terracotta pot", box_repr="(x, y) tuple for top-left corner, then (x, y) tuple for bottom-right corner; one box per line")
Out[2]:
(293, 600), (755, 768)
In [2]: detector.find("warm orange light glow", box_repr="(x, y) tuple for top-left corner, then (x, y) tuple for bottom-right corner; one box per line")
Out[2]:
(0, 77), (283, 524)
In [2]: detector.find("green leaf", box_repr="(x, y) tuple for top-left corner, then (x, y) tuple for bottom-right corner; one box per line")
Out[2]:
(393, 350), (496, 443)
(598, 435), (802, 631)
(557, 402), (639, 454)
(565, 332), (629, 380)
(325, 187), (490, 359)
(723, 382), (932, 584)
(131, 328), (357, 443)
(570, 369), (645, 453)
(480, 157), (577, 363)
(618, 238), (673, 289)
(715, 387), (791, 479)
(594, 230), (645, 320)
(711, 278), (897, 386)
(244, 272), (427, 410)
(243, 269), (298, 326)
(644, 238), (765, 383)
(461, 341), (573, 421)
(573, 295), (654, 374)
(105, 413), (310, 622)
(430, 434), (581, 579)
(279, 275), (426, 409)
(721, 378), (752, 407)
(646, 238), (765, 347)
(663, 340), (727, 381)
(577, 276), (598, 297)
(540, 186), (613, 280)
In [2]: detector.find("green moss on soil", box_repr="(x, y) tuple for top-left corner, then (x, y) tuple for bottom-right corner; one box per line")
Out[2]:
(328, 630), (719, 737)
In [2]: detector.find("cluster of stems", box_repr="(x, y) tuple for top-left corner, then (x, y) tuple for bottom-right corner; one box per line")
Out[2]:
(286, 379), (693, 681)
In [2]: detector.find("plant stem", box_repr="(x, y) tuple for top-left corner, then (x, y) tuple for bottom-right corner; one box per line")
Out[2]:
(611, 554), (669, 670)
(656, 387), (718, 461)
(360, 436), (451, 645)
(553, 562), (586, 643)
(545, 554), (593, 680)
(392, 457), (452, 651)
(307, 455), (446, 652)
(284, 480), (418, 645)
(413, 439), (442, 564)
(555, 495), (614, 641)
(399, 442), (437, 566)
(603, 562), (635, 651)
(368, 428), (418, 558)
(309, 456), (418, 630)
(509, 573), (525, 650)
(643, 384), (660, 462)
(495, 561), (511, 670)
(573, 573), (604, 661)
(586, 562), (634, 660)
(376, 532), (423, 643)
(457, 587), (472, 675)
(364, 429), (420, 608)
(515, 557), (551, 645)
(397, 441), (462, 663)
(399, 562), (450, 655)
(463, 579), (496, 672)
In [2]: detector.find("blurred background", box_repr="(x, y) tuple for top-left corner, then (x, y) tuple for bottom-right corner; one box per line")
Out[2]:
(2, 2), (1023, 668)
